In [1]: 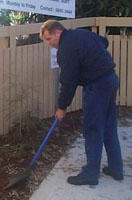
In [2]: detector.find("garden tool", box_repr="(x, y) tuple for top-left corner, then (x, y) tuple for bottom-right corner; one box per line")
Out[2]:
(4, 118), (59, 190)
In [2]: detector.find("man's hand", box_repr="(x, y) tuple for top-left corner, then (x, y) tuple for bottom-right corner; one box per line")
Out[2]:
(55, 108), (66, 121)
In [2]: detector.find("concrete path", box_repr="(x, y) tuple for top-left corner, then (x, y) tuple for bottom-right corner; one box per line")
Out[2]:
(30, 117), (132, 200)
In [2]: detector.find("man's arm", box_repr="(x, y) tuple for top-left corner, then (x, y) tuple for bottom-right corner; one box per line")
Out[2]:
(56, 44), (80, 120)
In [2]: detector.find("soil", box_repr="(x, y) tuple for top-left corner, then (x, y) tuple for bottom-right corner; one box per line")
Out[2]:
(0, 110), (82, 200)
(0, 107), (132, 200)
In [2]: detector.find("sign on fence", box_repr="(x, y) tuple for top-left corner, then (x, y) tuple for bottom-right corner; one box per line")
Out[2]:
(51, 48), (59, 69)
(0, 0), (75, 18)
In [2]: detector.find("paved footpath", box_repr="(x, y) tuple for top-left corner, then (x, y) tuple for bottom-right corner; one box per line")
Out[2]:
(30, 117), (132, 200)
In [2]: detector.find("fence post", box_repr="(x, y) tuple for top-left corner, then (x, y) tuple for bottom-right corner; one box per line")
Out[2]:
(9, 26), (16, 48)
(97, 17), (106, 36)
(91, 26), (98, 33)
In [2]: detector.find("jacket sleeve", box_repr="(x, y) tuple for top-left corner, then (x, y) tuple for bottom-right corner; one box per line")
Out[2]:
(57, 46), (80, 110)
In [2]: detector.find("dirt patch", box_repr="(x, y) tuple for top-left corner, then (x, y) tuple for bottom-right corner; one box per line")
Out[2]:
(0, 110), (82, 200)
(0, 106), (132, 200)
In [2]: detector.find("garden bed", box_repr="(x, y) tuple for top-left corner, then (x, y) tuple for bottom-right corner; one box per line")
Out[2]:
(0, 110), (82, 200)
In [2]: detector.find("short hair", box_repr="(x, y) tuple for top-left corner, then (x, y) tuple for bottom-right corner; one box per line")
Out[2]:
(40, 20), (64, 39)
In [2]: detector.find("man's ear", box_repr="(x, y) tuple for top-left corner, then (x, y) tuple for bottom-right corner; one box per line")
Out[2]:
(55, 29), (62, 36)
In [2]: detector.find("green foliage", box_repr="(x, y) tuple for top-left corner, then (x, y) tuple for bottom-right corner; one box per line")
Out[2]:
(9, 12), (30, 25)
(0, 10), (43, 26)
(76, 0), (132, 17)
(0, 10), (11, 26)
(75, 0), (132, 35)
(0, 9), (62, 27)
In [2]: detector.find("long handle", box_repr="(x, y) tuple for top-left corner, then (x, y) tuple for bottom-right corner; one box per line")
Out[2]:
(30, 118), (59, 168)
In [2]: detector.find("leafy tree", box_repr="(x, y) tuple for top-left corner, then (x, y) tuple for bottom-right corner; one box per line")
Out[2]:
(0, 9), (63, 26)
(75, 0), (132, 34)
(0, 9), (11, 26)
(76, 0), (132, 17)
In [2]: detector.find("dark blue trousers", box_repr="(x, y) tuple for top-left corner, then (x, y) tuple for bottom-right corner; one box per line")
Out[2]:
(82, 73), (123, 181)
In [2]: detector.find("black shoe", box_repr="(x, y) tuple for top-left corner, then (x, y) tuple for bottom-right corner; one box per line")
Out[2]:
(102, 167), (123, 181)
(67, 173), (98, 186)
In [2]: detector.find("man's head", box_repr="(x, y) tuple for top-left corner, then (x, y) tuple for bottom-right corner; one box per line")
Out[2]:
(40, 20), (64, 49)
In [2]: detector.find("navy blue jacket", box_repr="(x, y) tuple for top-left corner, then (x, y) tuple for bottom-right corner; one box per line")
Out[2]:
(57, 29), (115, 110)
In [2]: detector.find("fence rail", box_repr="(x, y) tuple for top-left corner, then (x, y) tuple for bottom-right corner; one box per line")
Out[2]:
(0, 17), (132, 135)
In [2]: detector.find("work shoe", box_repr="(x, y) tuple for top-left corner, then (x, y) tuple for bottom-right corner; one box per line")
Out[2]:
(102, 166), (123, 181)
(67, 173), (98, 185)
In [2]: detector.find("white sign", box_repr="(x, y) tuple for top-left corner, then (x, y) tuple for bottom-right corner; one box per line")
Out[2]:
(0, 0), (75, 18)
(51, 48), (59, 69)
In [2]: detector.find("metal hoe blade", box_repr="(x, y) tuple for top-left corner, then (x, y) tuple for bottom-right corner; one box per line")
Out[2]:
(4, 168), (31, 190)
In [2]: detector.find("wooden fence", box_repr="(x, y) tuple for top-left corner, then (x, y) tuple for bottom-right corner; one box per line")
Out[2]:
(0, 17), (132, 135)
(107, 35), (132, 106)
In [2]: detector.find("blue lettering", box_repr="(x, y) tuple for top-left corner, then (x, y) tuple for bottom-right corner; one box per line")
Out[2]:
(56, 8), (63, 13)
(21, 3), (25, 7)
(40, 6), (53, 12)
(61, 0), (70, 3)
(0, 0), (4, 4)
(65, 9), (72, 14)
(26, 3), (36, 9)
(6, 0), (20, 7)
(50, 0), (59, 2)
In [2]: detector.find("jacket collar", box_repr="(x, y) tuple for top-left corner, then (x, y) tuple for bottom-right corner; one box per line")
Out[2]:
(59, 28), (67, 47)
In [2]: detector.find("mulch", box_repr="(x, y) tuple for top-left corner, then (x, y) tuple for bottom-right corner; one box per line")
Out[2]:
(0, 106), (132, 200)
(0, 110), (82, 200)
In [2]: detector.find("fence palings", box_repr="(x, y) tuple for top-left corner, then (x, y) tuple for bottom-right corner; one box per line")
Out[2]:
(1, 17), (132, 135)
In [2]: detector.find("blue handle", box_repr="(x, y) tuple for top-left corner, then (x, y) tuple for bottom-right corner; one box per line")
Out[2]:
(30, 118), (59, 168)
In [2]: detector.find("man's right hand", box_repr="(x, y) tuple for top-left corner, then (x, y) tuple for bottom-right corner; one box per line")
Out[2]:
(55, 108), (66, 121)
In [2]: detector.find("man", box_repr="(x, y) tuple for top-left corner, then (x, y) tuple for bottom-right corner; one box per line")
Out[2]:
(40, 20), (123, 185)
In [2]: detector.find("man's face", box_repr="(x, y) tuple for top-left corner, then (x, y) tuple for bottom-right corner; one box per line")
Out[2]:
(42, 29), (62, 49)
